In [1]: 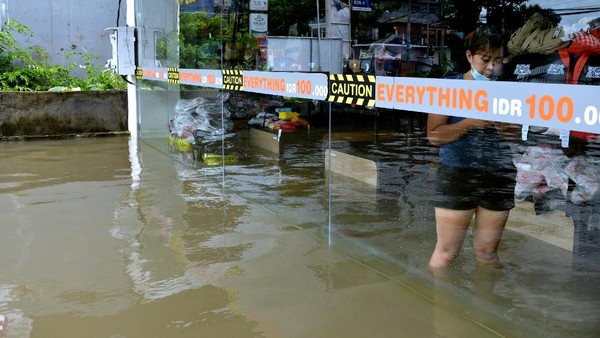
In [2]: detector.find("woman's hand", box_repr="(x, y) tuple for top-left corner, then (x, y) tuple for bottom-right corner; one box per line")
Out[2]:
(427, 114), (490, 146)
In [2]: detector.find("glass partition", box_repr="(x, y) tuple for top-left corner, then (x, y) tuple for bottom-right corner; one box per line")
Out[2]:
(135, 0), (180, 151)
(133, 1), (600, 336)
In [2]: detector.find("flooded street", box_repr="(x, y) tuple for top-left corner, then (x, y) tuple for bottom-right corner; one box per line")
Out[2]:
(1, 134), (598, 337)
(0, 136), (496, 337)
(5, 0), (600, 336)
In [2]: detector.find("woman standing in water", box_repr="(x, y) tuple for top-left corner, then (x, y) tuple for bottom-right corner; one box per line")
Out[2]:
(427, 26), (517, 269)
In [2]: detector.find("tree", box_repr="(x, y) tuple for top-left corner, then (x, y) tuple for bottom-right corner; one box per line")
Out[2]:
(351, 1), (399, 42)
(268, 0), (325, 36)
(438, 0), (527, 34)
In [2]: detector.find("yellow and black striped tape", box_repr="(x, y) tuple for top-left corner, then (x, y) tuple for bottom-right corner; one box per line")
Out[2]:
(327, 73), (376, 107)
(167, 67), (179, 83)
(222, 69), (243, 91)
(135, 66), (143, 80)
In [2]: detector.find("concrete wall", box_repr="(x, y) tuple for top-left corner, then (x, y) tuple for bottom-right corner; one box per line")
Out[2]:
(2, 0), (126, 75)
(0, 91), (128, 136)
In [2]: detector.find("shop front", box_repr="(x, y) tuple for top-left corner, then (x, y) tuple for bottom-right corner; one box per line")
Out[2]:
(130, 1), (600, 336)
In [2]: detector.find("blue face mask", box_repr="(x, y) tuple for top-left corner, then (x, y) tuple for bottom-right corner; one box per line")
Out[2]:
(471, 68), (491, 81)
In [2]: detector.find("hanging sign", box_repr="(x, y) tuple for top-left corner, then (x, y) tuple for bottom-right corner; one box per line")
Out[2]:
(250, 13), (268, 37)
(214, 0), (231, 10)
(135, 67), (143, 81)
(179, 69), (223, 88)
(244, 71), (328, 100)
(222, 69), (244, 91)
(250, 0), (268, 11)
(167, 68), (179, 84)
(375, 76), (600, 134)
(328, 73), (376, 107)
(352, 0), (372, 12)
(140, 67), (169, 82)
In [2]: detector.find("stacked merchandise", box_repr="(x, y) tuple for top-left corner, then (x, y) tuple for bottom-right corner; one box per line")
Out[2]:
(247, 107), (310, 133)
(168, 93), (240, 165)
(506, 14), (600, 85)
(505, 14), (600, 256)
(168, 97), (206, 153)
(513, 135), (600, 256)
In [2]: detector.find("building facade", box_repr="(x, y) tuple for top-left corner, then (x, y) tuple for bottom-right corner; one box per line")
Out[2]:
(128, 1), (599, 336)
(1, 0), (126, 75)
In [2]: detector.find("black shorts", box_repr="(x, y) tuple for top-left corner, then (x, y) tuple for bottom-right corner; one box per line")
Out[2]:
(433, 164), (516, 211)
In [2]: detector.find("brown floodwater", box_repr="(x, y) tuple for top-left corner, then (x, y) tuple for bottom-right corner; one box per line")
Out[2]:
(0, 134), (598, 337)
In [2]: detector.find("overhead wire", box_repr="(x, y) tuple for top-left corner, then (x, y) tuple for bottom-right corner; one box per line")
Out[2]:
(117, 0), (122, 26)
(545, 5), (600, 16)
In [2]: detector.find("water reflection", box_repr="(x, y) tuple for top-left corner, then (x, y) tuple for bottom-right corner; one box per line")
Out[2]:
(321, 114), (600, 337)
(0, 132), (598, 337)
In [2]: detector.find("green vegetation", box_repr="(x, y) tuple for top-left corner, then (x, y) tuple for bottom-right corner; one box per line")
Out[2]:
(0, 19), (127, 91)
(160, 12), (259, 70)
(176, 12), (222, 68)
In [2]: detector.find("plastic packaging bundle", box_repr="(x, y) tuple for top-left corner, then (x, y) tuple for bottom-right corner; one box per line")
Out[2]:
(513, 146), (569, 199)
(174, 97), (206, 114)
(247, 111), (279, 127)
(564, 156), (600, 204)
(194, 101), (234, 136)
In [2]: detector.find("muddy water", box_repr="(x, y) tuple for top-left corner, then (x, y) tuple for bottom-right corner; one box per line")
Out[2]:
(0, 136), (500, 337)
(0, 134), (598, 337)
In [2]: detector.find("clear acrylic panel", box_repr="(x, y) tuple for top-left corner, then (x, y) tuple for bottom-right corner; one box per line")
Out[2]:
(133, 1), (600, 336)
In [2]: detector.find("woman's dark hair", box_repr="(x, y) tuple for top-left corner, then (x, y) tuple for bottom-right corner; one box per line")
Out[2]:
(464, 25), (503, 55)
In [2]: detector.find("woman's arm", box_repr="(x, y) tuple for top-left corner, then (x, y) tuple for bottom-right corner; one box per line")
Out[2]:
(426, 114), (490, 146)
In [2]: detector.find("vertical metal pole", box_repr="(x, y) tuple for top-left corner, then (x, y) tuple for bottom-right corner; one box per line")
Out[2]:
(327, 102), (332, 246)
(406, 0), (412, 75)
(316, 0), (322, 70)
(325, 0), (331, 38)
(427, 0), (430, 55)
(348, 0), (353, 58)
(126, 0), (138, 137)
